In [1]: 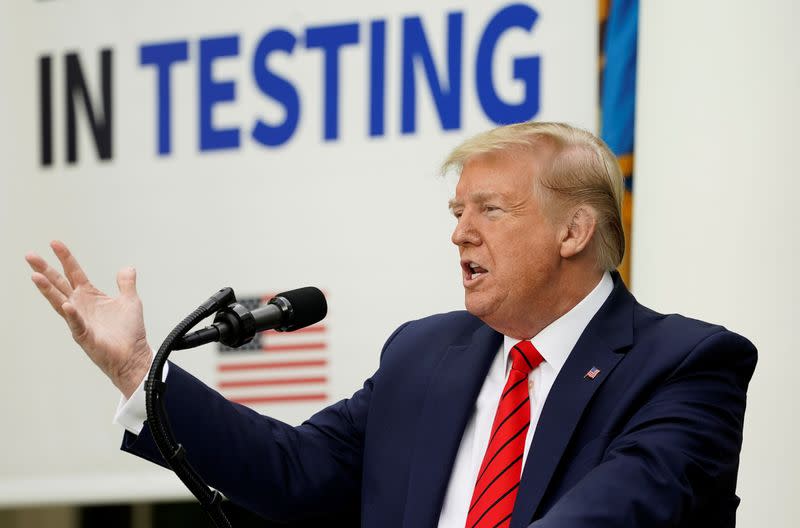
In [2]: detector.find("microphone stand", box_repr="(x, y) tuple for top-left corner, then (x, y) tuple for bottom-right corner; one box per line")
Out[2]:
(144, 287), (238, 528)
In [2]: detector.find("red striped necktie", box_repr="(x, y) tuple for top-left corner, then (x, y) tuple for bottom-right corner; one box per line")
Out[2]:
(465, 340), (544, 528)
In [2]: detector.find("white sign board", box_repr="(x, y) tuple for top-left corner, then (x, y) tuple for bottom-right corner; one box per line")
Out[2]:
(0, 0), (597, 505)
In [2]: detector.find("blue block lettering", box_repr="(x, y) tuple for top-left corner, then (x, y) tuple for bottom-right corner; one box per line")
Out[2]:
(369, 20), (386, 137)
(476, 4), (540, 124)
(305, 23), (360, 141)
(139, 41), (189, 155)
(252, 29), (301, 147)
(199, 35), (240, 151)
(401, 12), (463, 134)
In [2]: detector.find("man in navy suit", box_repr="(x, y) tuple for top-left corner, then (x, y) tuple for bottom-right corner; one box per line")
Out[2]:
(27, 122), (756, 527)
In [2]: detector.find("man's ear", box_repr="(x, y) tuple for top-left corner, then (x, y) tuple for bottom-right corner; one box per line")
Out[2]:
(559, 206), (597, 259)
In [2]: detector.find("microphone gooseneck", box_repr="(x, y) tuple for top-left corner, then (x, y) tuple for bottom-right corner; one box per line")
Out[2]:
(145, 284), (327, 528)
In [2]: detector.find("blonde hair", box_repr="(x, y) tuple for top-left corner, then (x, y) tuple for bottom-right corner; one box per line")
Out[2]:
(442, 122), (625, 271)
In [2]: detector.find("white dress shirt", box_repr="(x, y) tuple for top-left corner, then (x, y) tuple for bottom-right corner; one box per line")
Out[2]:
(115, 273), (614, 526)
(436, 272), (613, 528)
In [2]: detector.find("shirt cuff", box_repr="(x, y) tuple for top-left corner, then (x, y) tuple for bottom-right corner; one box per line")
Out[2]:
(112, 360), (169, 436)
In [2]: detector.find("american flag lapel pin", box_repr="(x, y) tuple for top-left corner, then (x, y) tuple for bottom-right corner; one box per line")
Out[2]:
(584, 366), (601, 380)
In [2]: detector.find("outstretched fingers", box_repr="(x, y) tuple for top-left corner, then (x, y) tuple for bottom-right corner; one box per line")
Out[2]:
(25, 252), (74, 298)
(50, 240), (90, 289)
(30, 271), (68, 316)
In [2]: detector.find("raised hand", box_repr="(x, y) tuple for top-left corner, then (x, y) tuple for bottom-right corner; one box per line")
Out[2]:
(25, 241), (152, 398)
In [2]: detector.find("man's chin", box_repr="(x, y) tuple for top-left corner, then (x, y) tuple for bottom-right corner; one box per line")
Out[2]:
(464, 293), (518, 334)
(464, 293), (493, 319)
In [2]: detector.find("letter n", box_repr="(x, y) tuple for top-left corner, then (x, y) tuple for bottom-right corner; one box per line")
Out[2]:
(65, 49), (113, 164)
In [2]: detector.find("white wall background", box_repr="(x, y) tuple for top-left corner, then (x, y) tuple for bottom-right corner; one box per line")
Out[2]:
(634, 1), (799, 526)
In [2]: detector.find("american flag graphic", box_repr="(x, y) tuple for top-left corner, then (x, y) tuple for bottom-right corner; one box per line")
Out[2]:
(216, 294), (328, 408)
(584, 366), (601, 380)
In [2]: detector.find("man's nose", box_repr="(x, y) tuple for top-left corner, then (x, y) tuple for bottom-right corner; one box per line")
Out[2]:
(451, 214), (480, 246)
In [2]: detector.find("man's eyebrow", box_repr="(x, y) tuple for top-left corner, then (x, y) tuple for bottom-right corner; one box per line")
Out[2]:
(470, 191), (502, 203)
(448, 192), (503, 210)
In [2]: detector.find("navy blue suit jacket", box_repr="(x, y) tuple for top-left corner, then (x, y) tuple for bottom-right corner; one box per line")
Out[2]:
(123, 274), (757, 527)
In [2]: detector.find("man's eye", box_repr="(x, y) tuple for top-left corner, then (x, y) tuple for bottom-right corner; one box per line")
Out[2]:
(452, 210), (463, 219)
(485, 205), (500, 213)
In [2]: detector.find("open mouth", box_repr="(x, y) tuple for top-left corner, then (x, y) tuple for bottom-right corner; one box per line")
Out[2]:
(461, 260), (488, 283)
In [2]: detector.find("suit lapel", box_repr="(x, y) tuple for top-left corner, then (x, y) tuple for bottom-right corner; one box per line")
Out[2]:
(402, 325), (503, 528)
(511, 275), (635, 527)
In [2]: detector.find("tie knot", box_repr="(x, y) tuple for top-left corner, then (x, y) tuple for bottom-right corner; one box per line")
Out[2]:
(511, 340), (543, 375)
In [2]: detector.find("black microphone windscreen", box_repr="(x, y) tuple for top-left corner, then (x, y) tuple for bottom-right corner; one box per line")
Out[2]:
(275, 287), (327, 331)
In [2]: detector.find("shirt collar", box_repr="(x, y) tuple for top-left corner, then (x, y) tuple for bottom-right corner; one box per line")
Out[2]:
(502, 271), (614, 372)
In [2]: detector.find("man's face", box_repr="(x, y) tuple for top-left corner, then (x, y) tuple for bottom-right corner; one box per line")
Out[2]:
(450, 150), (563, 337)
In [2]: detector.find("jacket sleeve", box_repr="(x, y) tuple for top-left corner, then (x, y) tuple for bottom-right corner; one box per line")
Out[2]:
(122, 364), (368, 521)
(120, 322), (410, 522)
(530, 330), (757, 527)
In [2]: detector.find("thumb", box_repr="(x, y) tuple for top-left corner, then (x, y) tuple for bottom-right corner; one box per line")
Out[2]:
(117, 267), (138, 297)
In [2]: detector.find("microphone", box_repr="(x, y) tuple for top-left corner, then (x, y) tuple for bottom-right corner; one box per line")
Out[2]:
(174, 287), (327, 350)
